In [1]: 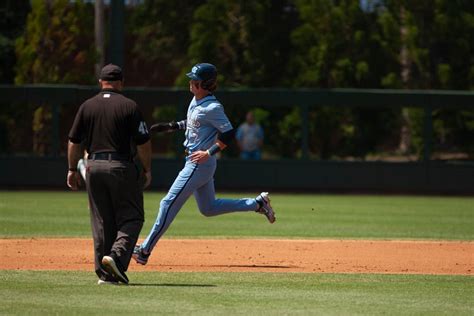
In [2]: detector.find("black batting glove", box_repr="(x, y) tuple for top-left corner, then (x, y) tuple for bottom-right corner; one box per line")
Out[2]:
(150, 122), (179, 133)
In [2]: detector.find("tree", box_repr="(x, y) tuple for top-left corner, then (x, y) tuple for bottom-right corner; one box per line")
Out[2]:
(95, 0), (105, 78)
(127, 0), (205, 86)
(0, 0), (30, 84)
(290, 0), (385, 88)
(379, 0), (474, 157)
(381, 0), (474, 90)
(289, 0), (398, 159)
(184, 0), (296, 87)
(0, 0), (30, 153)
(15, 0), (96, 155)
(15, 0), (96, 85)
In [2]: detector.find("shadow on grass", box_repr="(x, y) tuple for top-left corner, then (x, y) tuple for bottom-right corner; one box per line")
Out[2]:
(156, 264), (296, 269)
(129, 283), (216, 287)
(210, 264), (296, 269)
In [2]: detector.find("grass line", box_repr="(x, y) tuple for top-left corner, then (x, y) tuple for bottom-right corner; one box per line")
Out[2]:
(1, 191), (473, 240)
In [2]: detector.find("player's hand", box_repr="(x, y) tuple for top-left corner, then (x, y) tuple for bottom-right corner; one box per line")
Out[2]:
(189, 150), (210, 164)
(67, 171), (81, 190)
(143, 170), (152, 189)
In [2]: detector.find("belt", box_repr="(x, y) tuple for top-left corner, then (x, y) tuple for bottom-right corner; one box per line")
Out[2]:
(89, 153), (133, 161)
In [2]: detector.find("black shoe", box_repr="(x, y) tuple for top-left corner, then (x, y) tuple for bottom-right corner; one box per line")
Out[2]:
(101, 256), (129, 284)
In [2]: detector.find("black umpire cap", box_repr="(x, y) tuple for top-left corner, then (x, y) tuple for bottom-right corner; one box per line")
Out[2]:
(100, 64), (123, 81)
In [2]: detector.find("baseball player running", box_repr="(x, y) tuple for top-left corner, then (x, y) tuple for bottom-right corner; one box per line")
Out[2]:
(133, 63), (275, 265)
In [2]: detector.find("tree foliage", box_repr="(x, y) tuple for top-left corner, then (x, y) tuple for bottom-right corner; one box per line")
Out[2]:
(378, 0), (474, 90)
(0, 0), (30, 84)
(5, 0), (473, 158)
(0, 0), (30, 152)
(13, 0), (96, 155)
(376, 0), (474, 156)
(127, 0), (205, 86)
(183, 0), (296, 87)
(290, 0), (383, 88)
(15, 0), (95, 85)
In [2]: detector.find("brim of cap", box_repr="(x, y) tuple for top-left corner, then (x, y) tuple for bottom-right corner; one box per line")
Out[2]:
(186, 72), (201, 80)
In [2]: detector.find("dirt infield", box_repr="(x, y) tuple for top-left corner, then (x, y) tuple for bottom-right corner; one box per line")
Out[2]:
(0, 238), (472, 275)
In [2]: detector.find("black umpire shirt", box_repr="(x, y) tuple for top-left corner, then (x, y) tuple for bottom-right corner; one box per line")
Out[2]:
(68, 89), (150, 154)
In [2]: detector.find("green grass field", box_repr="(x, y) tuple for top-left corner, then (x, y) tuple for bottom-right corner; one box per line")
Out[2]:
(1, 271), (472, 315)
(0, 191), (473, 315)
(1, 191), (473, 239)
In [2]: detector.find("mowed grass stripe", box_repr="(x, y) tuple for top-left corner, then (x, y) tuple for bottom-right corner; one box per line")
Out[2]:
(0, 191), (473, 240)
(0, 271), (472, 315)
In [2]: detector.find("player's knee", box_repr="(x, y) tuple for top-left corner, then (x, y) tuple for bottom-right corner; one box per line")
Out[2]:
(198, 206), (215, 217)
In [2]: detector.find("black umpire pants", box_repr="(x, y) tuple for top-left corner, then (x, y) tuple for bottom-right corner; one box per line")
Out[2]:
(86, 159), (144, 281)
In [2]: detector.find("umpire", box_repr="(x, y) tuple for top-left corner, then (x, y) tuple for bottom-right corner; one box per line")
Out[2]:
(67, 64), (151, 285)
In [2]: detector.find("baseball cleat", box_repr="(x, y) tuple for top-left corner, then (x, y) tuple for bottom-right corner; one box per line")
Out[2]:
(101, 256), (129, 284)
(256, 192), (276, 223)
(132, 245), (150, 265)
(97, 279), (119, 285)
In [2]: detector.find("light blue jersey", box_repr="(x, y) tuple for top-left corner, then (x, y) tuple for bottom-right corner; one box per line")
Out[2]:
(184, 95), (233, 153)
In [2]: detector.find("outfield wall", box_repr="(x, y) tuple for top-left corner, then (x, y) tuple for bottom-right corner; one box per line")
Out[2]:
(1, 157), (472, 194)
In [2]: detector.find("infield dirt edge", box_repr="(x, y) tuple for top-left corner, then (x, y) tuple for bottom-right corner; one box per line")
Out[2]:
(1, 238), (472, 275)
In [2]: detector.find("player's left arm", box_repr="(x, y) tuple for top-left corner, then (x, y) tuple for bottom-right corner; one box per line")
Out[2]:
(212, 128), (236, 152)
(189, 129), (235, 164)
(189, 104), (234, 164)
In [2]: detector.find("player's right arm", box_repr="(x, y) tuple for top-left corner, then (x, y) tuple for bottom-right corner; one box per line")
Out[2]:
(150, 120), (186, 133)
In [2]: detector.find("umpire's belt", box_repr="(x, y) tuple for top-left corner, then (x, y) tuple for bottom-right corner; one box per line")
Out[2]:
(90, 152), (133, 162)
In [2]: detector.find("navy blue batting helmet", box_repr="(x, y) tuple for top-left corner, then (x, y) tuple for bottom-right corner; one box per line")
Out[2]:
(186, 63), (217, 91)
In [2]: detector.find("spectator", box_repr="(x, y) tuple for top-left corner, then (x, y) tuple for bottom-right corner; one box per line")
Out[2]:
(236, 111), (264, 160)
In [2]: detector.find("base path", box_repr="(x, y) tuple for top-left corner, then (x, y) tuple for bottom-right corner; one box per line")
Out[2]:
(1, 238), (472, 275)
